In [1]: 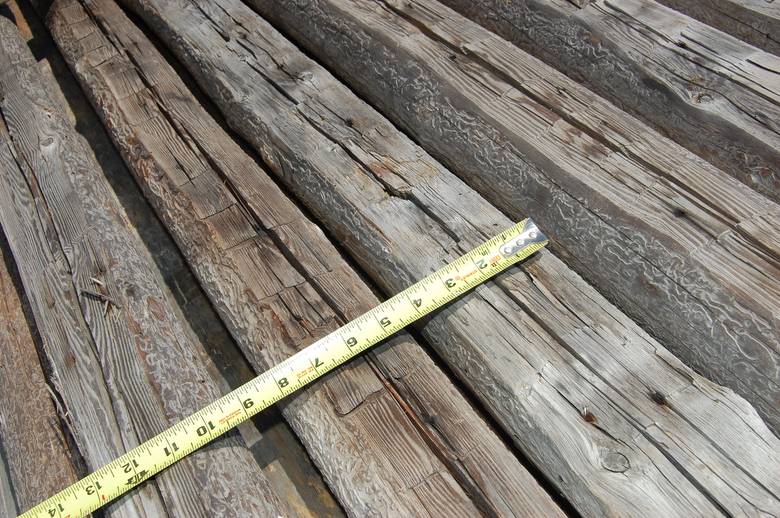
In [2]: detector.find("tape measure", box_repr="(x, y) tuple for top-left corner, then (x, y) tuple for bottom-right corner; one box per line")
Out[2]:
(20, 219), (547, 518)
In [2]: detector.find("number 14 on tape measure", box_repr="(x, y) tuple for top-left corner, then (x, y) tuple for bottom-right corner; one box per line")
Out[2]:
(22, 219), (548, 518)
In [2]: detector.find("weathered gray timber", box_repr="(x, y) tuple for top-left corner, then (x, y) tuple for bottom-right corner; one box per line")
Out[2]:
(0, 16), (287, 517)
(655, 0), (780, 55)
(18, 0), (343, 513)
(45, 0), (563, 515)
(0, 438), (18, 517)
(249, 0), (780, 435)
(432, 0), (780, 202)
(113, 0), (780, 515)
(0, 241), (80, 512)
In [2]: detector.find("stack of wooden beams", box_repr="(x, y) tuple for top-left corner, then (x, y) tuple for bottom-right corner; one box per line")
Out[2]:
(248, 0), (780, 434)
(1, 0), (778, 515)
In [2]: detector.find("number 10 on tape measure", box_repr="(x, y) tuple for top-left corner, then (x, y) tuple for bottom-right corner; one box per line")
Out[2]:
(21, 219), (548, 518)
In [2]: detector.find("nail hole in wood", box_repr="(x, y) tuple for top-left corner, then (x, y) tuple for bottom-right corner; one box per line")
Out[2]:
(582, 407), (597, 423)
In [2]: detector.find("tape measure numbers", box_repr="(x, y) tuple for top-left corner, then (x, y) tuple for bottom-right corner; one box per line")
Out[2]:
(21, 219), (548, 518)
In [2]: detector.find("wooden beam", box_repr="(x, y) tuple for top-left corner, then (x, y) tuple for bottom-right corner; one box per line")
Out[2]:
(0, 439), (18, 518)
(112, 0), (780, 515)
(654, 0), (780, 55)
(433, 0), (780, 202)
(0, 237), (80, 513)
(248, 0), (780, 435)
(0, 15), (287, 517)
(44, 0), (562, 515)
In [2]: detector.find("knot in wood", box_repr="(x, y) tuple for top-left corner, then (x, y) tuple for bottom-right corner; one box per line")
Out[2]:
(650, 391), (667, 405)
(601, 451), (630, 473)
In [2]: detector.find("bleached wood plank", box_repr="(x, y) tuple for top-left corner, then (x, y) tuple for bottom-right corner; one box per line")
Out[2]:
(0, 239), (80, 513)
(45, 0), (562, 515)
(0, 441), (17, 518)
(113, 0), (780, 515)
(655, 0), (780, 55)
(436, 0), (780, 202)
(0, 15), (286, 517)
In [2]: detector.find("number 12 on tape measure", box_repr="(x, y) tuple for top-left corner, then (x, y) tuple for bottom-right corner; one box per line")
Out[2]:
(21, 219), (548, 518)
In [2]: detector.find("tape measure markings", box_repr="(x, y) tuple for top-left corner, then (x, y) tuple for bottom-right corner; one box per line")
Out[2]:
(21, 219), (547, 518)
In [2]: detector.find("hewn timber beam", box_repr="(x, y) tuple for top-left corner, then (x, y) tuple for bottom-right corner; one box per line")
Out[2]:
(0, 452), (19, 516)
(0, 15), (286, 517)
(248, 0), (780, 436)
(109, 0), (780, 515)
(0, 240), (80, 513)
(654, 0), (780, 56)
(43, 0), (564, 515)
(435, 0), (780, 202)
(0, 444), (16, 518)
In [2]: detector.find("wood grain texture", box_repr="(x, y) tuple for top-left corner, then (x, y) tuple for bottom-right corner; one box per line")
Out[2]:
(0, 237), (80, 512)
(0, 438), (18, 518)
(249, 0), (780, 435)
(44, 0), (565, 515)
(435, 0), (780, 203)
(654, 0), (780, 55)
(0, 15), (287, 517)
(110, 0), (780, 515)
